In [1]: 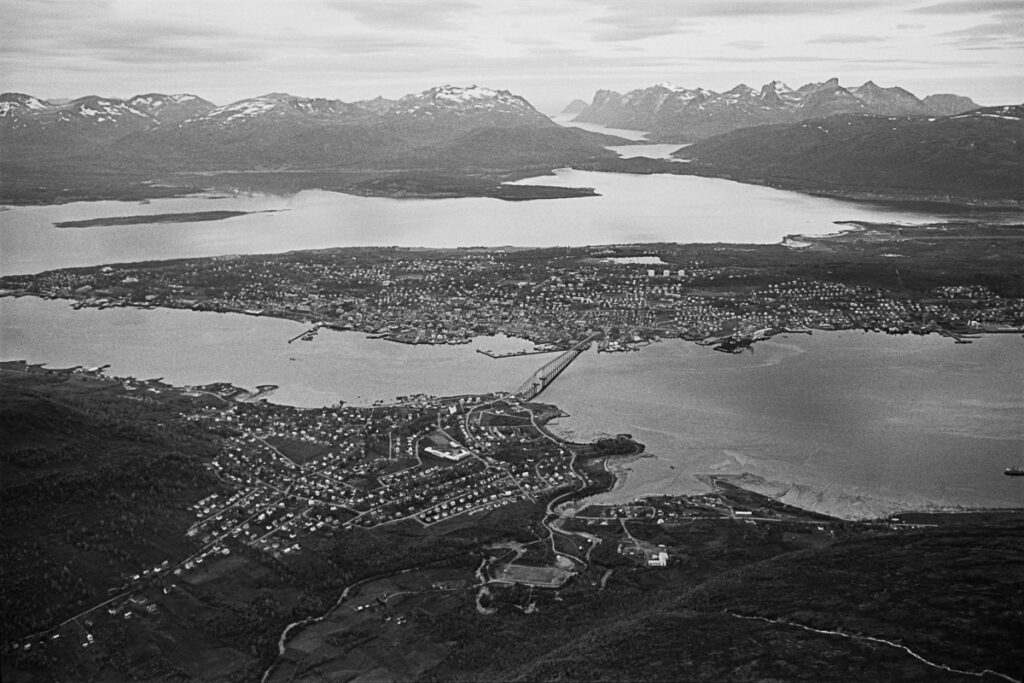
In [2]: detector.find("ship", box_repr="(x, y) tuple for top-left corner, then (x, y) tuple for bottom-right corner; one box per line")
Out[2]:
(1005, 467), (1024, 477)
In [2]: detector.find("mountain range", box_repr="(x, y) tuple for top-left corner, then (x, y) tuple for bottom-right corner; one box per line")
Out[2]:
(571, 78), (981, 141)
(0, 86), (620, 203)
(1, 83), (1019, 206)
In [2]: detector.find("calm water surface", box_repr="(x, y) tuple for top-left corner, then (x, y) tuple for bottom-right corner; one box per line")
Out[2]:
(542, 333), (1023, 517)
(0, 297), (542, 407)
(1, 173), (952, 276)
(550, 116), (653, 141)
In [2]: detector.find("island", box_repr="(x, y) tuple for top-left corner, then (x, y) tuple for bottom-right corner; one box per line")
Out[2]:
(4, 221), (1022, 353)
(53, 210), (279, 228)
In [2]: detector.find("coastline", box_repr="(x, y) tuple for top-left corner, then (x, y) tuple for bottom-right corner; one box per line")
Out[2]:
(5, 289), (1019, 355)
(4, 356), (1018, 529)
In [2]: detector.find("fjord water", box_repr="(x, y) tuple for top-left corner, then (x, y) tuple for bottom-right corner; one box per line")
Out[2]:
(0, 172), (951, 276)
(2, 296), (1021, 517)
(0, 297), (542, 406)
(542, 333), (1024, 518)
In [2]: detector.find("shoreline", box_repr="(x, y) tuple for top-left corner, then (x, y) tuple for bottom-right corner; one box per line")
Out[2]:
(4, 290), (1019, 355)
(4, 357), (1019, 526)
(7, 157), (1023, 212)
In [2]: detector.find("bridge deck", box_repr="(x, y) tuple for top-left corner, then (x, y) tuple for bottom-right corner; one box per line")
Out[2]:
(515, 334), (598, 401)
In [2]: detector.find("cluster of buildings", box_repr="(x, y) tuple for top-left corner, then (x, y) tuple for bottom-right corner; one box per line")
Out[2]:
(9, 247), (1021, 351)
(177, 393), (587, 556)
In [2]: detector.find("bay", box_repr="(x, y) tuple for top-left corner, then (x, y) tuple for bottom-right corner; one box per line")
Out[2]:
(0, 296), (543, 407)
(541, 333), (1024, 518)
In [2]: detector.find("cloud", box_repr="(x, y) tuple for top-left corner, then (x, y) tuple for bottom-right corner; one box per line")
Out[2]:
(941, 11), (1024, 49)
(591, 17), (701, 42)
(591, 0), (884, 18)
(807, 33), (888, 44)
(727, 40), (765, 50)
(330, 0), (475, 28)
(910, 0), (1023, 14)
(61, 21), (257, 65)
(1, 0), (1021, 107)
(585, 0), (887, 43)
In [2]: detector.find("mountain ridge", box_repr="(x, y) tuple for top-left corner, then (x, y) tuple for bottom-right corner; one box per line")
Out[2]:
(571, 78), (982, 141)
(0, 85), (620, 203)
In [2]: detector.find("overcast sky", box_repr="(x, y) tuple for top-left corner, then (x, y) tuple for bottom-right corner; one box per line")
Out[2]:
(2, 0), (1021, 112)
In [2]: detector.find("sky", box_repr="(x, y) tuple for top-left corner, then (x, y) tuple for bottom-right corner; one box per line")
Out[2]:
(1, 0), (1021, 113)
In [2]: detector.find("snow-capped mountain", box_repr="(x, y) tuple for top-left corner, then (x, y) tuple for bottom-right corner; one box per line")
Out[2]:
(758, 81), (800, 107)
(383, 85), (548, 127)
(574, 84), (713, 131)
(2, 85), (614, 181)
(163, 86), (546, 130)
(127, 93), (215, 123)
(570, 79), (981, 141)
(196, 93), (363, 125)
(0, 92), (50, 117)
(1, 92), (212, 139)
(1, 94), (149, 125)
(1, 94), (162, 155)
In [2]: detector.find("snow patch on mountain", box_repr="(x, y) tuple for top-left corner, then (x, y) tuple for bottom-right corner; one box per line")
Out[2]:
(205, 98), (279, 123)
(0, 93), (52, 116)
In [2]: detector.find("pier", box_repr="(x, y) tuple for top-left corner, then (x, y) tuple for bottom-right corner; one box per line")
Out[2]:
(476, 346), (566, 359)
(515, 334), (599, 401)
(287, 323), (322, 344)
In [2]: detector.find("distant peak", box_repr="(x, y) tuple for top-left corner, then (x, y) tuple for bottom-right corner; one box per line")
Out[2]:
(425, 84), (512, 100)
(723, 84), (756, 98)
(398, 84), (536, 113)
(0, 92), (48, 109)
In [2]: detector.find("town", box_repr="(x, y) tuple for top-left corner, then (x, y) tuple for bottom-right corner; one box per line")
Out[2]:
(1, 360), (640, 660)
(3, 222), (1022, 354)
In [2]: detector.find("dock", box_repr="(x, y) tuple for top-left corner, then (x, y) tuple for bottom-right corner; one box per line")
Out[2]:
(936, 328), (979, 344)
(287, 324), (322, 344)
(476, 347), (566, 359)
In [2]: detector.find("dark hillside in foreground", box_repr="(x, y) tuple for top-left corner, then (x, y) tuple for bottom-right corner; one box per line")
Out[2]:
(0, 369), (221, 641)
(678, 105), (1024, 201)
(501, 521), (1024, 682)
(2, 362), (1022, 682)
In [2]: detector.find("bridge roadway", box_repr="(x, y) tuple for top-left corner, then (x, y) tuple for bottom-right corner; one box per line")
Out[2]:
(515, 333), (599, 401)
